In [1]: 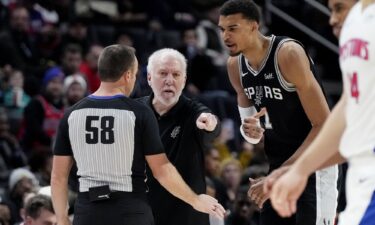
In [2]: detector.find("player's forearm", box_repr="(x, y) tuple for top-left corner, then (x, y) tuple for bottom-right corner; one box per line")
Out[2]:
(51, 174), (70, 222)
(318, 151), (346, 170)
(292, 96), (347, 176)
(154, 162), (198, 206)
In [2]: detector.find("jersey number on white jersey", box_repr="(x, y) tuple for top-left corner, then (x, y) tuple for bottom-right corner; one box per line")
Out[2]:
(85, 116), (115, 144)
(349, 71), (360, 103)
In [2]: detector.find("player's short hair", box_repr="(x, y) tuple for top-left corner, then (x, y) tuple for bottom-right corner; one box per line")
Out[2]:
(24, 195), (54, 219)
(98, 44), (136, 82)
(220, 0), (260, 23)
(147, 48), (187, 77)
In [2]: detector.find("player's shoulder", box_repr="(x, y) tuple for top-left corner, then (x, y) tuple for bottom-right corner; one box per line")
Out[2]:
(227, 55), (241, 78)
(277, 40), (306, 65)
(227, 56), (239, 68)
(278, 41), (304, 56)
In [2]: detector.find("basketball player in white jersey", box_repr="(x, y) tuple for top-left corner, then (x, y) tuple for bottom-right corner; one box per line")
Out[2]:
(269, 1), (375, 224)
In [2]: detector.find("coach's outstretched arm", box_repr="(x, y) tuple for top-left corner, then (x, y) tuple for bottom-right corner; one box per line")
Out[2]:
(146, 153), (226, 219)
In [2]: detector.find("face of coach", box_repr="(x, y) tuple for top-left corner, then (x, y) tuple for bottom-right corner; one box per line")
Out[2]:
(146, 49), (187, 113)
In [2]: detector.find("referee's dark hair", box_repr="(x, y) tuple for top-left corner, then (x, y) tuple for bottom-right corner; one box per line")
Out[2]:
(219, 0), (260, 23)
(98, 44), (136, 82)
(24, 194), (54, 219)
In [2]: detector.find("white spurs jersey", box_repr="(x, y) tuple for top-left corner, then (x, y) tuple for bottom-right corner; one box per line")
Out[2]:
(339, 2), (375, 158)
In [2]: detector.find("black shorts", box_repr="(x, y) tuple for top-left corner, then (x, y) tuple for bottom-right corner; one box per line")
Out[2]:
(73, 191), (154, 225)
(260, 168), (338, 225)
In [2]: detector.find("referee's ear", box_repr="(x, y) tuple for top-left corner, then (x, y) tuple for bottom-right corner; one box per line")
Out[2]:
(124, 70), (134, 81)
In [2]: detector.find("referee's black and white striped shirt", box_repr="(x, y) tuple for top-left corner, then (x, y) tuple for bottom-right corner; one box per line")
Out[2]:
(54, 94), (164, 193)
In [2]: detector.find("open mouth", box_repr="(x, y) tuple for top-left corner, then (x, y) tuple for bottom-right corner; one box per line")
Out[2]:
(163, 90), (175, 96)
(226, 43), (236, 51)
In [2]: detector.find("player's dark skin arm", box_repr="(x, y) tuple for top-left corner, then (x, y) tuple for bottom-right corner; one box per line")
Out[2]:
(227, 57), (254, 108)
(277, 42), (330, 166)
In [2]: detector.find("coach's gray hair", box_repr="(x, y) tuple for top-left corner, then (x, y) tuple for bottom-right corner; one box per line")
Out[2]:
(147, 48), (187, 76)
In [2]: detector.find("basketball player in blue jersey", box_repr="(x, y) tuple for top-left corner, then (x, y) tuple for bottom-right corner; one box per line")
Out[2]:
(218, 0), (338, 225)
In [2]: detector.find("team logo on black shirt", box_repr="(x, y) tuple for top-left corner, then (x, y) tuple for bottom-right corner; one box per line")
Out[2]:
(171, 126), (181, 138)
(254, 86), (263, 106)
(244, 86), (283, 105)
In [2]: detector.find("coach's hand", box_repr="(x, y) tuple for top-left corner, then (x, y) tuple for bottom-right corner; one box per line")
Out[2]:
(248, 177), (269, 209)
(243, 108), (266, 139)
(196, 113), (217, 132)
(192, 194), (226, 219)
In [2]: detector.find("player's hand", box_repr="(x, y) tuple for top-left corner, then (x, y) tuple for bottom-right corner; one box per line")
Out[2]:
(269, 168), (308, 217)
(248, 177), (269, 209)
(263, 166), (290, 194)
(192, 194), (226, 219)
(196, 113), (217, 132)
(242, 108), (266, 139)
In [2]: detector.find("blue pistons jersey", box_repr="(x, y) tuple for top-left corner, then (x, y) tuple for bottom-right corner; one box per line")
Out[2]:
(238, 35), (325, 168)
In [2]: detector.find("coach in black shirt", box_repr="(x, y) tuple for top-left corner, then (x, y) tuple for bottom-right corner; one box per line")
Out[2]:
(51, 45), (225, 225)
(138, 48), (221, 225)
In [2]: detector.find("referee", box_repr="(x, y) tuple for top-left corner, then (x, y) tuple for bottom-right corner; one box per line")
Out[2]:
(50, 45), (225, 225)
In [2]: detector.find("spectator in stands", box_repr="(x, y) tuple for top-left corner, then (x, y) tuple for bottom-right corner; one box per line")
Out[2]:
(30, 0), (61, 64)
(205, 147), (221, 178)
(204, 147), (228, 208)
(63, 74), (87, 107)
(79, 44), (103, 93)
(0, 202), (11, 225)
(29, 148), (53, 187)
(60, 18), (91, 55)
(226, 186), (259, 225)
(2, 168), (39, 224)
(238, 141), (255, 169)
(213, 118), (235, 161)
(0, 109), (27, 192)
(21, 194), (56, 225)
(21, 67), (64, 151)
(178, 28), (217, 96)
(196, 2), (228, 67)
(2, 70), (31, 134)
(0, 6), (45, 78)
(60, 44), (83, 76)
(0, 2), (9, 30)
(220, 158), (243, 209)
